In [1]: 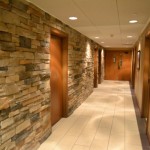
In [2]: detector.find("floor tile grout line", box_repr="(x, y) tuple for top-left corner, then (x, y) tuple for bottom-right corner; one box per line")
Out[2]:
(106, 102), (117, 150)
(106, 87), (124, 150)
(124, 86), (126, 150)
(39, 81), (147, 150)
(52, 109), (88, 150)
(52, 116), (80, 150)
(88, 106), (108, 150)
(69, 110), (99, 150)
(109, 109), (119, 149)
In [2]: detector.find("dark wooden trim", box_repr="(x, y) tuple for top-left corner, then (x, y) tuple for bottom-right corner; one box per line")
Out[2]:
(141, 38), (150, 118)
(144, 38), (150, 137)
(50, 28), (68, 118)
(131, 47), (136, 89)
(98, 49), (101, 84)
(51, 27), (67, 38)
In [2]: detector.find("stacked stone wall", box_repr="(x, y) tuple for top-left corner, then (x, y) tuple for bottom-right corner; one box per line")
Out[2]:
(0, 0), (101, 149)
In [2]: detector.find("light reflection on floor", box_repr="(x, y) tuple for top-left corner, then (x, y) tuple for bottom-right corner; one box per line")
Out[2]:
(38, 80), (150, 150)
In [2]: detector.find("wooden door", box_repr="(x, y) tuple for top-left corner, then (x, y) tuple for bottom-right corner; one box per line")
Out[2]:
(118, 52), (132, 81)
(142, 38), (150, 119)
(50, 35), (63, 125)
(147, 35), (150, 139)
(105, 51), (132, 81)
(105, 51), (118, 80)
(143, 37), (150, 137)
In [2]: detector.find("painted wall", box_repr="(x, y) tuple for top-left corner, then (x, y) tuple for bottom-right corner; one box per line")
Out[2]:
(0, 0), (101, 149)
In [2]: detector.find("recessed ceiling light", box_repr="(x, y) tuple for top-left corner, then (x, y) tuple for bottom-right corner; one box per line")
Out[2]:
(69, 16), (78, 20)
(95, 37), (99, 39)
(101, 42), (104, 43)
(127, 35), (133, 38)
(129, 20), (138, 24)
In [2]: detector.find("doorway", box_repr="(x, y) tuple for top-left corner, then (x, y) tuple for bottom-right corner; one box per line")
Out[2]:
(147, 35), (150, 142)
(50, 29), (68, 126)
(142, 37), (150, 139)
(105, 50), (132, 81)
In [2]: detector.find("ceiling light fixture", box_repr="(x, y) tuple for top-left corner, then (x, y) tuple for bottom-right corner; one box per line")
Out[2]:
(69, 16), (78, 20)
(95, 37), (99, 39)
(101, 42), (104, 43)
(129, 20), (138, 24)
(127, 35), (133, 38)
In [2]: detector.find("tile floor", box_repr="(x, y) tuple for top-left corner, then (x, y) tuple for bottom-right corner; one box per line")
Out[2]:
(38, 80), (150, 150)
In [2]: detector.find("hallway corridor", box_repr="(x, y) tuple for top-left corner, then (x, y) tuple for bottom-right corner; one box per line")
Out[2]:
(38, 81), (150, 150)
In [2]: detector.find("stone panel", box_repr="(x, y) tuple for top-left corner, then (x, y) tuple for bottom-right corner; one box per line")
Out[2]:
(0, 31), (12, 42)
(16, 119), (31, 134)
(0, 41), (16, 51)
(2, 128), (15, 143)
(19, 36), (31, 48)
(4, 84), (20, 95)
(6, 75), (19, 83)
(1, 118), (14, 129)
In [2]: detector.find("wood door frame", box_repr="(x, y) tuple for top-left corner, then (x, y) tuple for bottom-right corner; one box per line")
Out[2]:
(131, 47), (136, 89)
(50, 27), (68, 118)
(98, 49), (102, 84)
(94, 48), (98, 88)
(141, 37), (150, 119)
(143, 36), (150, 138)
(147, 38), (150, 142)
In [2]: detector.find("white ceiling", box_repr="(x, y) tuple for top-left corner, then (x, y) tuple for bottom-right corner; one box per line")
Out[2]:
(29, 0), (150, 48)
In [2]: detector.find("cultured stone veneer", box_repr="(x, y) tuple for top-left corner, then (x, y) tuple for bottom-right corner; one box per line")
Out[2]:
(0, 0), (101, 149)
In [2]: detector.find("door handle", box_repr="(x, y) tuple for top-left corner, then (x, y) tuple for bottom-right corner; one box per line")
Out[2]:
(118, 62), (120, 69)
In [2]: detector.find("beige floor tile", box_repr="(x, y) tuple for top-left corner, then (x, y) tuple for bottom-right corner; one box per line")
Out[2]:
(125, 134), (142, 146)
(109, 135), (124, 144)
(108, 137), (124, 150)
(72, 145), (90, 150)
(99, 115), (114, 129)
(54, 135), (77, 150)
(58, 135), (77, 146)
(52, 118), (65, 131)
(75, 134), (95, 146)
(108, 143), (124, 150)
(90, 139), (108, 150)
(125, 144), (150, 150)
(95, 127), (111, 141)
(75, 117), (100, 146)
(38, 81), (149, 150)
(66, 116), (89, 137)
(54, 145), (72, 150)
(108, 146), (124, 150)
(38, 140), (58, 150)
